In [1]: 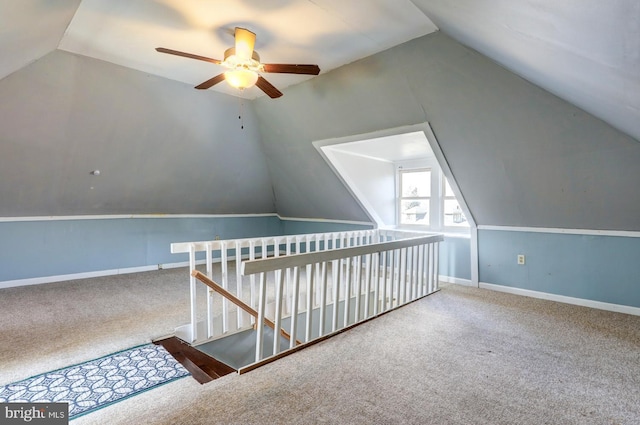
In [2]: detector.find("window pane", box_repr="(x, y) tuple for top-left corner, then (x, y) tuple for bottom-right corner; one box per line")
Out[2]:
(443, 199), (469, 227)
(400, 200), (430, 225)
(401, 171), (430, 197)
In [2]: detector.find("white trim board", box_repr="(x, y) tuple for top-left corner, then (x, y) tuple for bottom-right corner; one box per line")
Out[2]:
(480, 282), (640, 317)
(0, 213), (278, 223)
(0, 213), (374, 227)
(0, 250), (282, 289)
(478, 225), (640, 238)
(439, 276), (474, 286)
(0, 264), (171, 290)
(278, 216), (373, 226)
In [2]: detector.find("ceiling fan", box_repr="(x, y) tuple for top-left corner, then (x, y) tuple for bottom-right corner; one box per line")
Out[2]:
(156, 27), (320, 98)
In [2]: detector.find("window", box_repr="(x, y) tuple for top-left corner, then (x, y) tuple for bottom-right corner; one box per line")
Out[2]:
(397, 167), (469, 231)
(399, 169), (431, 225)
(443, 178), (468, 227)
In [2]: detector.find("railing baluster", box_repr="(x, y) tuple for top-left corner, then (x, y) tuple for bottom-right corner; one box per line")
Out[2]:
(319, 261), (328, 337)
(261, 239), (268, 260)
(289, 266), (300, 349)
(417, 244), (425, 298)
(318, 234), (336, 302)
(249, 240), (256, 325)
(394, 249), (401, 308)
(372, 253), (380, 316)
(411, 246), (417, 301)
(273, 269), (285, 355)
(220, 241), (229, 333)
(404, 247), (411, 304)
(332, 259), (340, 332)
(321, 241), (329, 302)
(406, 247), (412, 303)
(343, 256), (352, 327)
(255, 272), (267, 362)
(364, 253), (372, 319)
(434, 242), (440, 292)
(206, 243), (214, 338)
(189, 243), (197, 342)
(285, 237), (291, 314)
(428, 243), (434, 293)
(305, 263), (315, 342)
(236, 241), (243, 329)
(410, 246), (416, 300)
(380, 250), (388, 313)
(354, 254), (362, 322)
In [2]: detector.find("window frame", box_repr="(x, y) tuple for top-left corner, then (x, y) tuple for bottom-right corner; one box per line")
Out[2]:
(397, 167), (432, 228)
(396, 165), (469, 233)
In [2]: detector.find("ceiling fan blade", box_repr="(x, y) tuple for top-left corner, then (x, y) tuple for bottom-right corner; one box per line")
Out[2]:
(195, 73), (226, 90)
(234, 27), (256, 60)
(261, 64), (320, 75)
(156, 47), (221, 65)
(256, 76), (283, 98)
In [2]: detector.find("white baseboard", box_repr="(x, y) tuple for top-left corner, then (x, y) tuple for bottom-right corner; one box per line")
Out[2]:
(479, 282), (640, 317)
(0, 250), (286, 289)
(439, 275), (474, 286)
(0, 261), (199, 290)
(0, 266), (155, 289)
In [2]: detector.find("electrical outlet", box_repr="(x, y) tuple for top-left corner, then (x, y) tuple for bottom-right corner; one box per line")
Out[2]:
(517, 254), (526, 265)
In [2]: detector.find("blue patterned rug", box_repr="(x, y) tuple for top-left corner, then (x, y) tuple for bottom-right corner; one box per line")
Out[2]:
(0, 344), (190, 419)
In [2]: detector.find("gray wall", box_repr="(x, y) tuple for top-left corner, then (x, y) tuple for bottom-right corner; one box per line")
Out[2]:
(479, 229), (640, 308)
(2, 31), (637, 306)
(0, 50), (274, 216)
(0, 216), (283, 283)
(440, 236), (471, 281)
(1, 216), (474, 287)
(251, 31), (640, 309)
(254, 32), (640, 231)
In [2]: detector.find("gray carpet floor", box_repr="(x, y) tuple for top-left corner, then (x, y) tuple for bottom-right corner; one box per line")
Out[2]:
(1, 268), (639, 424)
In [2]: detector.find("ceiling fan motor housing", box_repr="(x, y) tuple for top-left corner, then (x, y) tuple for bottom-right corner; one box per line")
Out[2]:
(223, 47), (262, 72)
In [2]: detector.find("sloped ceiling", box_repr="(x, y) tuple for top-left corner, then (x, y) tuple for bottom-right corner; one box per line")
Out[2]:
(0, 1), (637, 141)
(58, 0), (436, 99)
(410, 0), (640, 144)
(0, 0), (81, 79)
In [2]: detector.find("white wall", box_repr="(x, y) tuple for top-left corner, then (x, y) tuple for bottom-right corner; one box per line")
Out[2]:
(321, 148), (395, 225)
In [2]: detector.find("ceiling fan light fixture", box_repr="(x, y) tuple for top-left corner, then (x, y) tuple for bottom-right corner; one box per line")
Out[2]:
(156, 25), (318, 98)
(222, 47), (261, 89)
(224, 69), (259, 89)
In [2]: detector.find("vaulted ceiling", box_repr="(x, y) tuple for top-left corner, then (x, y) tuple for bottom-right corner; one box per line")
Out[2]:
(2, 0), (638, 142)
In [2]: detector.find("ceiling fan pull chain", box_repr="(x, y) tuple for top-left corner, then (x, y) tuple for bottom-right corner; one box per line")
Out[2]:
(239, 97), (244, 129)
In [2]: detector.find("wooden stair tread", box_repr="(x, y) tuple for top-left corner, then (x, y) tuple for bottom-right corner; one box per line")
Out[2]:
(154, 336), (236, 384)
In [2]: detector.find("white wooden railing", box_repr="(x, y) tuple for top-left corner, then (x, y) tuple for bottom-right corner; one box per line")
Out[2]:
(171, 229), (379, 343)
(171, 229), (443, 369)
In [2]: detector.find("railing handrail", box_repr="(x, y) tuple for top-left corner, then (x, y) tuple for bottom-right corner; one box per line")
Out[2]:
(191, 270), (301, 345)
(170, 229), (379, 254)
(242, 234), (444, 275)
